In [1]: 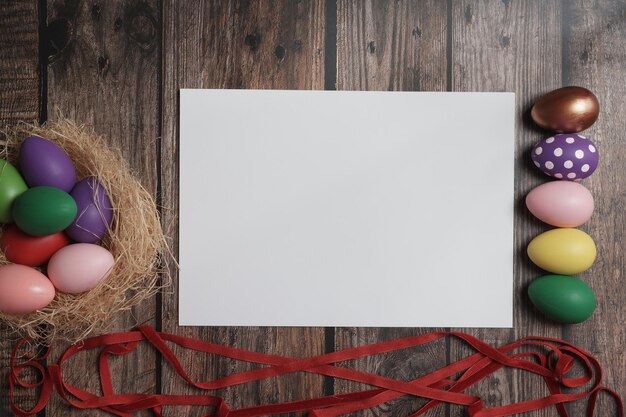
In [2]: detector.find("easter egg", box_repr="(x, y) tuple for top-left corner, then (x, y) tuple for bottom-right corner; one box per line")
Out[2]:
(531, 134), (598, 180)
(20, 136), (77, 192)
(0, 264), (55, 315)
(530, 86), (599, 133)
(47, 243), (114, 294)
(528, 275), (596, 323)
(12, 186), (77, 236)
(0, 160), (28, 223)
(526, 181), (594, 227)
(527, 228), (596, 275)
(1, 224), (70, 266)
(65, 177), (113, 243)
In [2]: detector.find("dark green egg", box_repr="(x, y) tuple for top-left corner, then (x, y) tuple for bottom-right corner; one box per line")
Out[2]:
(528, 275), (596, 324)
(12, 186), (77, 236)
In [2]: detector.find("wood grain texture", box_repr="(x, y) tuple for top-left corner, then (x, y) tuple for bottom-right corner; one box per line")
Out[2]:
(337, 0), (447, 91)
(1, 2), (626, 416)
(0, 3), (40, 415)
(335, 2), (449, 417)
(449, 1), (563, 416)
(44, 0), (160, 415)
(160, 1), (326, 415)
(562, 1), (626, 416)
(0, 0), (39, 124)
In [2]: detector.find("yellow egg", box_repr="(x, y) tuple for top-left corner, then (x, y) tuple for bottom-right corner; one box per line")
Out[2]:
(527, 228), (596, 275)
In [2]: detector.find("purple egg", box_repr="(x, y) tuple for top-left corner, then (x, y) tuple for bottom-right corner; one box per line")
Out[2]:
(65, 177), (113, 243)
(531, 133), (599, 180)
(20, 136), (77, 192)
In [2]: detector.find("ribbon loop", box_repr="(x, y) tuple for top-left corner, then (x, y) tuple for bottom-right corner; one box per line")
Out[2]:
(8, 327), (623, 417)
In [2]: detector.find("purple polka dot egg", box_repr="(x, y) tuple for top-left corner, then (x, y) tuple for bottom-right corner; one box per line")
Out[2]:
(531, 133), (599, 180)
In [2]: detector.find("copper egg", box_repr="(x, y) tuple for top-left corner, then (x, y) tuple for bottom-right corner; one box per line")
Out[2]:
(530, 86), (599, 133)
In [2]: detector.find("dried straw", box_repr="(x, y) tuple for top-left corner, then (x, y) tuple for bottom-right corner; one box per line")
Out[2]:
(0, 119), (172, 343)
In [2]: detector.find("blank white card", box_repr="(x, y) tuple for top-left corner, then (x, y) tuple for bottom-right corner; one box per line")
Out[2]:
(179, 89), (515, 327)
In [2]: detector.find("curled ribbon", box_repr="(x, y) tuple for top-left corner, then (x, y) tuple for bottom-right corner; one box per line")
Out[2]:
(9, 326), (623, 417)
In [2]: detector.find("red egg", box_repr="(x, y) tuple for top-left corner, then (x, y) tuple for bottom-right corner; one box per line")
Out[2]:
(1, 225), (70, 266)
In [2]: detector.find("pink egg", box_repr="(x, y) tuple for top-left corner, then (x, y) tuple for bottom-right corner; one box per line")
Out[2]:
(526, 181), (594, 227)
(47, 243), (115, 294)
(0, 264), (55, 315)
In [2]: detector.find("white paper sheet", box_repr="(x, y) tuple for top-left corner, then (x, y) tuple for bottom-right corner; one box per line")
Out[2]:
(179, 89), (515, 328)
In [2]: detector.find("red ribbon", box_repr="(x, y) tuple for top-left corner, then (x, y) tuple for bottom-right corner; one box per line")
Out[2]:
(9, 326), (623, 417)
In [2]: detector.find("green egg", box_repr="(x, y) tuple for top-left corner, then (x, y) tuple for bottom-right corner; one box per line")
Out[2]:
(528, 275), (596, 324)
(12, 186), (77, 236)
(0, 160), (28, 223)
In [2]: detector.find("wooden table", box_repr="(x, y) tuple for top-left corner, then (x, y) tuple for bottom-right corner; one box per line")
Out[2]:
(1, 1), (624, 416)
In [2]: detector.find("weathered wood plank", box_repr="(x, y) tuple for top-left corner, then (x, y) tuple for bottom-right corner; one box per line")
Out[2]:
(562, 2), (626, 416)
(449, 1), (562, 416)
(161, 1), (326, 416)
(44, 0), (161, 415)
(0, 0), (39, 124)
(2, 3), (624, 417)
(335, 2), (449, 417)
(337, 0), (447, 92)
(0, 1), (40, 415)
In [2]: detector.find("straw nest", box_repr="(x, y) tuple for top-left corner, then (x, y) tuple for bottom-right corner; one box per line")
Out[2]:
(0, 119), (171, 343)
